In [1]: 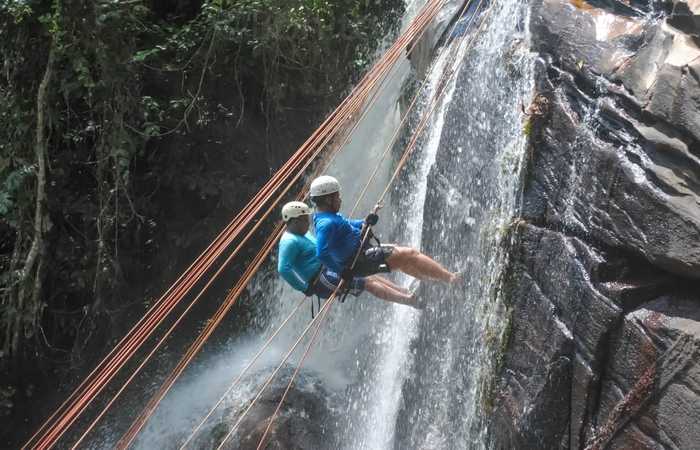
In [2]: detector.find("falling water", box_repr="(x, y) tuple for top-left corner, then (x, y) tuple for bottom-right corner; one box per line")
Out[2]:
(338, 31), (465, 450)
(340, 0), (534, 448)
(86, 0), (534, 448)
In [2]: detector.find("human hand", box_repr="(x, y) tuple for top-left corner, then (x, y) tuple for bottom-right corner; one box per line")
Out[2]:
(365, 213), (379, 226)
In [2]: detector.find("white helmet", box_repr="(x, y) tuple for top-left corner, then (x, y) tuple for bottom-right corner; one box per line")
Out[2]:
(309, 175), (340, 197)
(281, 201), (312, 222)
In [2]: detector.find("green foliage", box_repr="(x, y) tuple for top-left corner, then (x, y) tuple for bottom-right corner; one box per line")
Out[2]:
(0, 0), (403, 364)
(0, 0), (32, 24)
(523, 116), (534, 137)
(130, 0), (403, 112)
(0, 165), (34, 218)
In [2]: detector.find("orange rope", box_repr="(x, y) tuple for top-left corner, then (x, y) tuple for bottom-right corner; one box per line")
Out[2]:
(254, 3), (494, 448)
(110, 3), (446, 448)
(213, 294), (340, 450)
(27, 2), (447, 449)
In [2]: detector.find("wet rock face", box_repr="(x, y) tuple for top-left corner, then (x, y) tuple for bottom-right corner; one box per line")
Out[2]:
(233, 384), (334, 450)
(490, 0), (700, 448)
(592, 298), (700, 449)
(526, 0), (700, 279)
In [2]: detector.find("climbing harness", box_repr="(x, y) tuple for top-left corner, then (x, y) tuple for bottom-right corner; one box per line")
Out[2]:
(200, 0), (494, 448)
(23, 0), (496, 448)
(254, 3), (495, 449)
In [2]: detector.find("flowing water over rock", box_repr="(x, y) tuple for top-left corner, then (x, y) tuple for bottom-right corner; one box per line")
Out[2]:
(118, 0), (700, 447)
(93, 1), (537, 448)
(490, 0), (700, 448)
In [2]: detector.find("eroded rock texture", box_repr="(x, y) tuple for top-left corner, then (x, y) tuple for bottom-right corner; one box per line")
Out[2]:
(491, 0), (700, 448)
(193, 370), (338, 450)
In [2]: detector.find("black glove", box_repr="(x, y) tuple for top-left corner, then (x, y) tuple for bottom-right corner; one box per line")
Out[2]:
(365, 213), (379, 226)
(303, 282), (315, 297)
(341, 267), (354, 283)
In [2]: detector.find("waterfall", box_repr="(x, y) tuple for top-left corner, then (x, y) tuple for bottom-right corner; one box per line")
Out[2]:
(338, 33), (463, 450)
(86, 0), (534, 448)
(339, 0), (534, 448)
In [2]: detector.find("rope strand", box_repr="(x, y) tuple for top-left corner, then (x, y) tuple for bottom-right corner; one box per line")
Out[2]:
(112, 3), (446, 448)
(255, 3), (494, 448)
(26, 1), (450, 448)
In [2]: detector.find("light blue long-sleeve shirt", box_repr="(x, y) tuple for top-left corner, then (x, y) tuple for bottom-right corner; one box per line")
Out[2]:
(277, 231), (322, 292)
(313, 211), (365, 273)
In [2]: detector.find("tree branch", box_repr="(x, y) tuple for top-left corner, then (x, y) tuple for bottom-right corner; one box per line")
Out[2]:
(12, 46), (54, 355)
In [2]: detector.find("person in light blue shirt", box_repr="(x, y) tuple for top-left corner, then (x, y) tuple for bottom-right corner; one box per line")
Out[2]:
(277, 201), (416, 306)
(310, 176), (461, 284)
(278, 230), (321, 293)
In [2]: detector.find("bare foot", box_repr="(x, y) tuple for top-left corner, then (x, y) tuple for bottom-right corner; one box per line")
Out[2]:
(450, 270), (466, 284)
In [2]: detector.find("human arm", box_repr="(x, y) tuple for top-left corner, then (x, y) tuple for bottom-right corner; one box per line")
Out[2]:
(348, 218), (365, 229)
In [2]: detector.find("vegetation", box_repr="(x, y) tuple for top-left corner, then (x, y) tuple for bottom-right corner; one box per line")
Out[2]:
(0, 0), (403, 414)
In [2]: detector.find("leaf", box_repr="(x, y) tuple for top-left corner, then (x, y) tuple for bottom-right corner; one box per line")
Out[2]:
(143, 124), (161, 137)
(131, 48), (161, 63)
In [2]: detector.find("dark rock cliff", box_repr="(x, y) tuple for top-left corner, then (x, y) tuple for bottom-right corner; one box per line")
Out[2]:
(490, 0), (700, 448)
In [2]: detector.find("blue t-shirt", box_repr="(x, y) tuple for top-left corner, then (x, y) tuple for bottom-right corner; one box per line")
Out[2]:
(277, 231), (322, 292)
(313, 211), (365, 273)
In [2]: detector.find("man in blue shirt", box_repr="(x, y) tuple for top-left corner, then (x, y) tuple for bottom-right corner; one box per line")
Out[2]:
(310, 176), (461, 284)
(277, 201), (416, 306)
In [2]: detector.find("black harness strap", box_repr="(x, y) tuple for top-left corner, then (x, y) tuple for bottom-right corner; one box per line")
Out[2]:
(338, 222), (383, 304)
(338, 281), (351, 304)
(311, 295), (323, 319)
(368, 228), (382, 247)
(307, 268), (323, 319)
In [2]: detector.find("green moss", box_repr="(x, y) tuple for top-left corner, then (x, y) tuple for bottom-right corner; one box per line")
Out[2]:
(480, 306), (514, 416)
(523, 116), (534, 137)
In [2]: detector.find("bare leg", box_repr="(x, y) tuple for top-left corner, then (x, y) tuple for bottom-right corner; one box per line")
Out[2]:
(372, 275), (411, 294)
(386, 246), (458, 283)
(365, 276), (416, 306)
